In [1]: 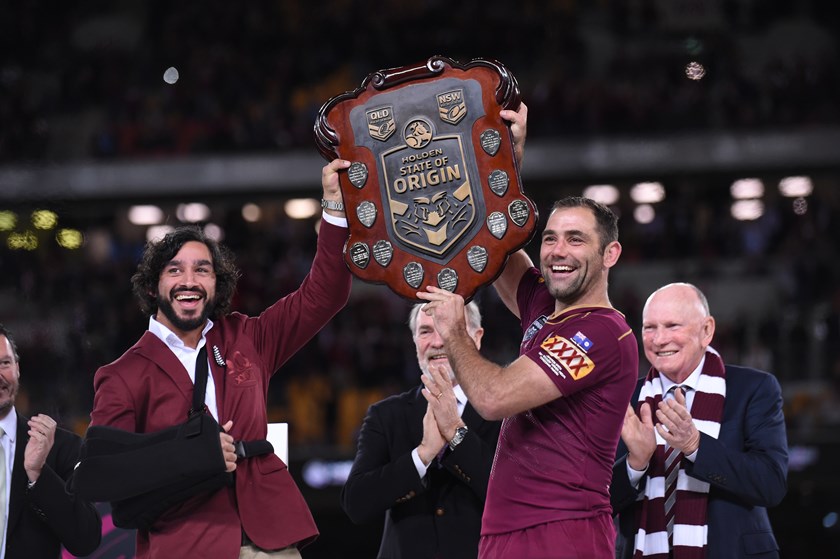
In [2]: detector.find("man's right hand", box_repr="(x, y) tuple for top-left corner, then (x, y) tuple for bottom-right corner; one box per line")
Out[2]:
(500, 102), (527, 167)
(220, 420), (237, 472)
(621, 403), (656, 471)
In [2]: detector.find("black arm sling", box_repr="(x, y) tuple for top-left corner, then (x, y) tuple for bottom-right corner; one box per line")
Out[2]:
(70, 346), (246, 529)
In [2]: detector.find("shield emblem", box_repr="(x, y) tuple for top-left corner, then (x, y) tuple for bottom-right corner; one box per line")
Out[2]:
(381, 127), (477, 259)
(315, 55), (538, 301)
(367, 106), (396, 142)
(437, 89), (467, 125)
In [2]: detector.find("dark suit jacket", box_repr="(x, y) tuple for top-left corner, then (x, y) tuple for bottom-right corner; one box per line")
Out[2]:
(341, 386), (501, 559)
(5, 411), (101, 559)
(88, 220), (351, 559)
(611, 365), (788, 559)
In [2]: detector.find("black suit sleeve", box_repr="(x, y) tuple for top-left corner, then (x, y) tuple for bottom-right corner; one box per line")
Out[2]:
(27, 429), (102, 556)
(611, 453), (645, 514)
(439, 422), (498, 501)
(340, 404), (427, 524)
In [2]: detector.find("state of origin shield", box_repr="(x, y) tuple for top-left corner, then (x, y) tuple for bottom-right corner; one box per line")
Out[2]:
(314, 55), (537, 301)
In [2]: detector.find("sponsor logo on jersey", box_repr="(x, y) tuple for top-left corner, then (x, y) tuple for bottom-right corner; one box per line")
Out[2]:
(571, 331), (594, 353)
(522, 315), (548, 344)
(539, 334), (595, 380)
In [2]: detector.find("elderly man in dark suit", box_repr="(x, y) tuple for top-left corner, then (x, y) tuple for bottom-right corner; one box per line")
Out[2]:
(341, 301), (501, 559)
(0, 324), (101, 559)
(611, 283), (788, 559)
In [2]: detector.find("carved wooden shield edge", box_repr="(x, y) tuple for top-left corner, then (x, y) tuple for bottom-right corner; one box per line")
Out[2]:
(314, 54), (538, 302)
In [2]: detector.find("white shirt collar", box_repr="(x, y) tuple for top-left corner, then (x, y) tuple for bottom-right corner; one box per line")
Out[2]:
(148, 316), (214, 350)
(453, 384), (467, 405)
(0, 408), (17, 443)
(660, 354), (706, 396)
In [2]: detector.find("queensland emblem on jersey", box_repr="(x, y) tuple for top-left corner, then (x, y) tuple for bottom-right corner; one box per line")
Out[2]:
(539, 334), (595, 380)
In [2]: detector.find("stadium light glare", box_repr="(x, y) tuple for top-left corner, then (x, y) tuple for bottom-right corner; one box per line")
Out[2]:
(242, 203), (262, 223)
(630, 182), (665, 204)
(128, 205), (164, 226)
(176, 203), (211, 223)
(285, 199), (320, 220)
(583, 185), (619, 205)
(730, 178), (764, 200)
(731, 200), (764, 221)
(779, 176), (813, 198)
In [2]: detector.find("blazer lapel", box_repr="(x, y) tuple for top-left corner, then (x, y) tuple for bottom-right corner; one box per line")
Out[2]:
(407, 386), (426, 447)
(7, 413), (30, 534)
(133, 331), (194, 406)
(204, 330), (225, 420)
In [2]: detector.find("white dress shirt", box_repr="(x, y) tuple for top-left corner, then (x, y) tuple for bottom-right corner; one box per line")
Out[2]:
(0, 409), (19, 559)
(148, 316), (219, 421)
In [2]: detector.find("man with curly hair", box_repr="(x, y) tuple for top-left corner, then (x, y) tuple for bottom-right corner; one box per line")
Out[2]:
(88, 159), (353, 559)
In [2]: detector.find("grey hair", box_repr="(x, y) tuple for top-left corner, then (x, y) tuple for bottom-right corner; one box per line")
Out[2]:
(408, 301), (482, 336)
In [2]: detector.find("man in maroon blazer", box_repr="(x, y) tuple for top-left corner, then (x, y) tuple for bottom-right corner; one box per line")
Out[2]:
(88, 158), (353, 559)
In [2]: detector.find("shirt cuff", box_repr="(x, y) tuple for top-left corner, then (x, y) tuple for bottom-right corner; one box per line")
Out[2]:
(627, 460), (648, 489)
(411, 447), (429, 479)
(321, 211), (348, 228)
(685, 448), (699, 462)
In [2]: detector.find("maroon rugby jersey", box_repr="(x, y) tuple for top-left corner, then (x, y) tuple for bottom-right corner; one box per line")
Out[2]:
(482, 268), (638, 535)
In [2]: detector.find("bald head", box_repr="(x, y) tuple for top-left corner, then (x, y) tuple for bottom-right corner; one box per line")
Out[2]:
(644, 283), (710, 318)
(641, 283), (715, 383)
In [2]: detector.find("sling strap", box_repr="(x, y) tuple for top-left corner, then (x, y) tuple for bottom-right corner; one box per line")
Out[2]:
(190, 345), (274, 458)
(189, 345), (209, 418)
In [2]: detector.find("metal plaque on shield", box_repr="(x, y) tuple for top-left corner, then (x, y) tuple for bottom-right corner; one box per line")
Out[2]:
(315, 55), (538, 301)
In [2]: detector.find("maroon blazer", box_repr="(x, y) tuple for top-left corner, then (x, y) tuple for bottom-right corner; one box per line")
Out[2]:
(89, 221), (351, 559)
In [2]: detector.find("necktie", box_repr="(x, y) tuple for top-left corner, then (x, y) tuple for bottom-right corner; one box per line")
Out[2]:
(0, 426), (6, 540)
(663, 441), (680, 543)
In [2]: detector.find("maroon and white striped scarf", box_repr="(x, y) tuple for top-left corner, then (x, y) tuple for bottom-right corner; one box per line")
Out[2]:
(631, 350), (726, 559)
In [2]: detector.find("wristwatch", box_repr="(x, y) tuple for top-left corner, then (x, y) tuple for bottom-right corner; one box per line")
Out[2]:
(448, 425), (469, 451)
(320, 198), (344, 211)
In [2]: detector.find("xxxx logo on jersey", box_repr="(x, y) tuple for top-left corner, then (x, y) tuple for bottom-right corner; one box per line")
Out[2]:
(539, 334), (595, 380)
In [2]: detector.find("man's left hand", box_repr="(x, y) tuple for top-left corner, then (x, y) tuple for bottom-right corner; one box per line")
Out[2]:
(421, 363), (463, 441)
(321, 159), (350, 218)
(655, 388), (701, 456)
(24, 414), (57, 483)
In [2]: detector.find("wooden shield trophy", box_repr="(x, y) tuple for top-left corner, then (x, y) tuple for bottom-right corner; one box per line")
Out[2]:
(314, 55), (537, 301)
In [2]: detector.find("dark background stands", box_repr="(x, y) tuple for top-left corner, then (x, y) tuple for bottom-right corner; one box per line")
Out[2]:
(1, 1), (839, 557)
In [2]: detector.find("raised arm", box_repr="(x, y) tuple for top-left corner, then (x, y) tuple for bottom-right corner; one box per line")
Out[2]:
(492, 250), (534, 319)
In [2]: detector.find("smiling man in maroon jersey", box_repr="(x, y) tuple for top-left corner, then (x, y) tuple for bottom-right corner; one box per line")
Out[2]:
(419, 195), (638, 559)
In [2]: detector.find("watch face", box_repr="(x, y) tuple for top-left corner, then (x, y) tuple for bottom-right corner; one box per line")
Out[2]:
(450, 426), (468, 449)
